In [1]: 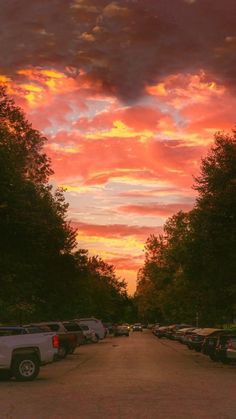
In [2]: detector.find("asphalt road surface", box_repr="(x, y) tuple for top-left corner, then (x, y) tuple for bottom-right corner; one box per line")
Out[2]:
(1, 330), (236, 419)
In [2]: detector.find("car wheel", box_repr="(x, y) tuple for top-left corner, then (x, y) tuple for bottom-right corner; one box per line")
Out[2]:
(92, 335), (99, 343)
(221, 358), (231, 364)
(11, 355), (40, 381)
(58, 345), (67, 359)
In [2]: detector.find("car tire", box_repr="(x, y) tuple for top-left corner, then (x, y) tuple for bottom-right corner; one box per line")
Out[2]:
(58, 345), (68, 359)
(11, 355), (40, 381)
(93, 335), (99, 343)
(221, 358), (231, 364)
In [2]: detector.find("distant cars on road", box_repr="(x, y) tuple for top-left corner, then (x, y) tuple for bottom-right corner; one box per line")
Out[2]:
(132, 323), (143, 332)
(114, 325), (130, 337)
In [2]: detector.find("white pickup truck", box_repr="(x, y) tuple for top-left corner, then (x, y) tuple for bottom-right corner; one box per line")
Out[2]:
(0, 326), (59, 381)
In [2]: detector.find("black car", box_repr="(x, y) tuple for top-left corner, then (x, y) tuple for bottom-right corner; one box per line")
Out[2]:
(132, 323), (143, 332)
(155, 326), (169, 338)
(202, 330), (226, 359)
(188, 328), (221, 352)
(215, 332), (236, 363)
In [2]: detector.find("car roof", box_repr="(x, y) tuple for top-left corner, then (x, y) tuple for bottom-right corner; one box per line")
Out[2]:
(0, 326), (24, 330)
(178, 327), (195, 332)
(196, 328), (222, 336)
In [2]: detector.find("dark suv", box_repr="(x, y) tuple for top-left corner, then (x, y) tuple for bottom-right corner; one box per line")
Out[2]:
(215, 332), (236, 363)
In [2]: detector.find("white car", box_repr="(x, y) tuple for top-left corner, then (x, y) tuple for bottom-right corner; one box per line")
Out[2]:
(75, 318), (106, 340)
(78, 324), (99, 343)
(0, 326), (58, 381)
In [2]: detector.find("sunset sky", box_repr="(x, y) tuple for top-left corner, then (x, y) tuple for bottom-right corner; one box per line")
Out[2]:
(1, 0), (236, 293)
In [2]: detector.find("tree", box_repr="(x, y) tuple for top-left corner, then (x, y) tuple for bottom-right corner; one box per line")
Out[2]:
(188, 131), (236, 324)
(135, 130), (236, 325)
(0, 88), (77, 321)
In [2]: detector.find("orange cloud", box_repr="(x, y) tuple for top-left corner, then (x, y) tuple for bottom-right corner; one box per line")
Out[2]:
(118, 203), (194, 217)
(73, 221), (162, 240)
(1, 0), (236, 295)
(146, 71), (226, 109)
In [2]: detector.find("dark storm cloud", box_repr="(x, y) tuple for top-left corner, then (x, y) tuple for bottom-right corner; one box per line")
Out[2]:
(1, 0), (236, 100)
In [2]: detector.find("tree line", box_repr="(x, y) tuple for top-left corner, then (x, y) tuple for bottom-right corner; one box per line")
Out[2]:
(0, 88), (134, 324)
(135, 130), (236, 326)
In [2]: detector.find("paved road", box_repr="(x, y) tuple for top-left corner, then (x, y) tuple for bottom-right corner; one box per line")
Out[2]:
(0, 330), (236, 419)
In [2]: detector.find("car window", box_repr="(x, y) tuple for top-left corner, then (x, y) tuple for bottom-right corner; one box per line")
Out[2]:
(80, 324), (89, 330)
(46, 324), (60, 332)
(0, 328), (25, 336)
(63, 322), (81, 332)
(26, 327), (43, 334)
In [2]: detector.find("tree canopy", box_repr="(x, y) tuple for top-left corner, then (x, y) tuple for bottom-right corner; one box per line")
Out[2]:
(0, 88), (131, 323)
(135, 131), (236, 326)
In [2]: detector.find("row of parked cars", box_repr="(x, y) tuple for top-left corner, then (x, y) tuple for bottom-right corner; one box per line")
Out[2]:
(152, 323), (236, 364)
(113, 323), (144, 336)
(0, 317), (107, 381)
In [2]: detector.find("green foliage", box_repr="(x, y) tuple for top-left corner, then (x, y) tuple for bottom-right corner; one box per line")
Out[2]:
(135, 131), (236, 326)
(0, 88), (132, 324)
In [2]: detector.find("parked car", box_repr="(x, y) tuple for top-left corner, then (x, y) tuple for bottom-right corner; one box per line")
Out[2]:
(185, 328), (203, 349)
(152, 324), (161, 336)
(166, 324), (193, 340)
(62, 321), (85, 345)
(29, 322), (78, 359)
(154, 326), (169, 338)
(188, 328), (221, 352)
(132, 323), (143, 332)
(0, 326), (59, 381)
(122, 323), (131, 331)
(75, 318), (106, 340)
(215, 332), (236, 363)
(114, 325), (129, 337)
(201, 330), (226, 359)
(147, 324), (155, 329)
(175, 327), (195, 343)
(103, 322), (115, 334)
(78, 323), (99, 343)
(226, 336), (236, 362)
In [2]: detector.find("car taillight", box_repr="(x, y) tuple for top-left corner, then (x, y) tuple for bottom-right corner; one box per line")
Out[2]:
(52, 335), (60, 349)
(227, 339), (233, 350)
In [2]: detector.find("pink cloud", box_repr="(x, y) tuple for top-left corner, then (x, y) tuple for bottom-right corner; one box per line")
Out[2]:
(119, 187), (195, 198)
(72, 221), (162, 239)
(45, 130), (205, 190)
(105, 255), (144, 271)
(75, 105), (168, 132)
(118, 203), (194, 217)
